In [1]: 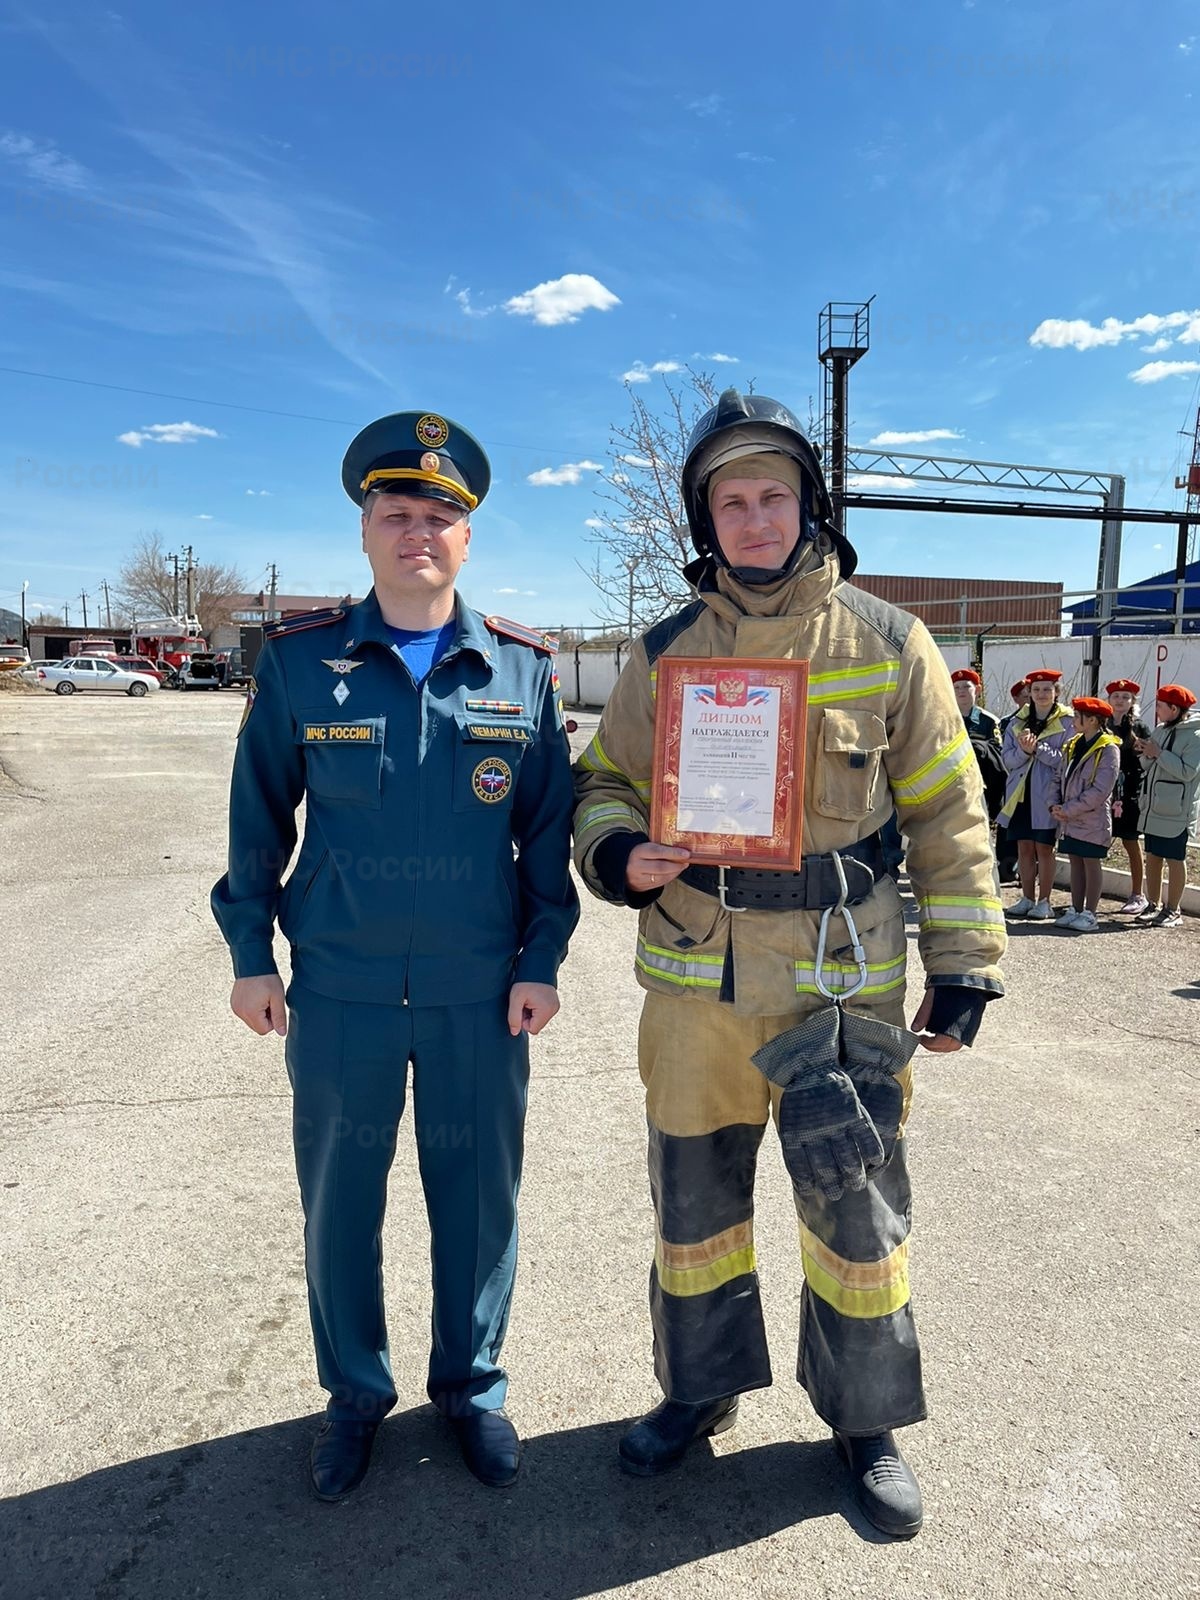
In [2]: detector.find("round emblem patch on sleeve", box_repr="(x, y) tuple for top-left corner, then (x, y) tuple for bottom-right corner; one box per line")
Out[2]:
(472, 757), (512, 803)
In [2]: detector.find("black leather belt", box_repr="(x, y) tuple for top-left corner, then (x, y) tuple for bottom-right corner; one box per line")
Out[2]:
(680, 834), (886, 911)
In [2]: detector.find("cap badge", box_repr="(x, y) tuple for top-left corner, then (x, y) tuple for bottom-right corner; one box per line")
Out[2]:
(416, 414), (450, 448)
(420, 451), (441, 473)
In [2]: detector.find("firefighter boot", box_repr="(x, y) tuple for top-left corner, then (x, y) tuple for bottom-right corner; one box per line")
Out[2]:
(834, 1428), (923, 1539)
(618, 1397), (740, 1477)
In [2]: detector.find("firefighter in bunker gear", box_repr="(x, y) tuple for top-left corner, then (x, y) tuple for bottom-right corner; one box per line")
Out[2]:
(573, 390), (1006, 1538)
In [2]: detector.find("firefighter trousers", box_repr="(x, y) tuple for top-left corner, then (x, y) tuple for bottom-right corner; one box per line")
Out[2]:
(284, 981), (529, 1423)
(638, 991), (927, 1437)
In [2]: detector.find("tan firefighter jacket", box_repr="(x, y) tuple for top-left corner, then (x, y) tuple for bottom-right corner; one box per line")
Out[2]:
(572, 555), (1006, 1019)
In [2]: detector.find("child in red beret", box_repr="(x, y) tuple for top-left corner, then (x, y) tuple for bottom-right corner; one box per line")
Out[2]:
(1106, 680), (1151, 913)
(1049, 700), (1121, 931)
(1134, 684), (1200, 928)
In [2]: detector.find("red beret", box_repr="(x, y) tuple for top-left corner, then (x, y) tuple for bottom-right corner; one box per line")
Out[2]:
(1105, 679), (1140, 695)
(1009, 679), (1029, 699)
(1072, 696), (1113, 719)
(1156, 683), (1197, 711)
(951, 668), (981, 687)
(1026, 668), (1063, 684)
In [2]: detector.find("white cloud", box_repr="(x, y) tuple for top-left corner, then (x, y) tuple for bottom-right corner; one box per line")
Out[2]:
(686, 94), (723, 118)
(494, 587), (538, 596)
(846, 474), (919, 489)
(1029, 310), (1199, 351)
(504, 273), (619, 326)
(0, 131), (89, 191)
(709, 352), (739, 363)
(527, 460), (603, 487)
(1141, 337), (1175, 353)
(1128, 360), (1200, 384)
(445, 275), (497, 318)
(622, 359), (683, 383)
(867, 428), (962, 447)
(195, 513), (213, 520)
(619, 454), (653, 467)
(1180, 37), (1196, 54)
(584, 517), (604, 529)
(245, 488), (272, 496)
(117, 420), (220, 448)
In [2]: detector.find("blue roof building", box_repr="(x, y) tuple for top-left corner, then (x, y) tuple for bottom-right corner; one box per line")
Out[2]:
(1067, 560), (1200, 636)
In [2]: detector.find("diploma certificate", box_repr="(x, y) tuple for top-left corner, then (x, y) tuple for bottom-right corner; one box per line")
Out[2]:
(650, 657), (808, 868)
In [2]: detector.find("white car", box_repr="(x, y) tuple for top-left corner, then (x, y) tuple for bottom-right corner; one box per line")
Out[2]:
(35, 657), (161, 697)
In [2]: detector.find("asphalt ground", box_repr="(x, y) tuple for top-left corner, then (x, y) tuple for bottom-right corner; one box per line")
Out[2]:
(1, 688), (1197, 1600)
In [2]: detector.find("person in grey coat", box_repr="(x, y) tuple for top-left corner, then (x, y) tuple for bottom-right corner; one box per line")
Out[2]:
(1049, 698), (1121, 933)
(1133, 684), (1200, 929)
(998, 669), (1074, 921)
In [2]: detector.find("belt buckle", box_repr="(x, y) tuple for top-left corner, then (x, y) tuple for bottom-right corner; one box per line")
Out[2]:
(717, 866), (746, 913)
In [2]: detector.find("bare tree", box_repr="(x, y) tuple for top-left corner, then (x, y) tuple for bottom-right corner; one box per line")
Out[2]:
(116, 532), (247, 640)
(582, 368), (720, 635)
(30, 612), (64, 627)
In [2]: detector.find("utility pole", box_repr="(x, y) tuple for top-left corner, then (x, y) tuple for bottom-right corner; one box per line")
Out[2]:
(184, 545), (196, 619)
(20, 581), (28, 649)
(102, 580), (112, 629)
(267, 561), (279, 622)
(80, 591), (89, 628)
(167, 551), (181, 616)
(64, 601), (71, 626)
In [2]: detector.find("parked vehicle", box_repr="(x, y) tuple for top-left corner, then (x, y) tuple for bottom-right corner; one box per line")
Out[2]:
(176, 652), (221, 690)
(214, 648), (251, 688)
(131, 617), (208, 676)
(108, 655), (165, 684)
(0, 644), (31, 673)
(35, 658), (161, 696)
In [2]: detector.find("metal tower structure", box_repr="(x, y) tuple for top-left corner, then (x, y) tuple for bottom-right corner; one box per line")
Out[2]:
(1176, 406), (1200, 564)
(818, 299), (873, 534)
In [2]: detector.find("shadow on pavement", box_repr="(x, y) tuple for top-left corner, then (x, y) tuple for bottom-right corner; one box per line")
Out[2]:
(4, 1407), (854, 1599)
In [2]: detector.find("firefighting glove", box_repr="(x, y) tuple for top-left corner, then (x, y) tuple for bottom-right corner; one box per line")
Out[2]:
(752, 1008), (884, 1203)
(837, 1010), (919, 1165)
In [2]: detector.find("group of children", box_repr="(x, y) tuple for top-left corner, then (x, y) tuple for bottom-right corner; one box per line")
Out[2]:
(987, 670), (1200, 931)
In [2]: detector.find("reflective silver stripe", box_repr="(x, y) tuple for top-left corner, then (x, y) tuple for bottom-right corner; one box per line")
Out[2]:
(635, 937), (724, 988)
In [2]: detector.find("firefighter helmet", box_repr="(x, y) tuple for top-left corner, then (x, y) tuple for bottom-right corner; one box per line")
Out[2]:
(681, 388), (857, 579)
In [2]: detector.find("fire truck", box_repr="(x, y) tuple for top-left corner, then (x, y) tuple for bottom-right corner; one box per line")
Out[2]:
(131, 617), (208, 684)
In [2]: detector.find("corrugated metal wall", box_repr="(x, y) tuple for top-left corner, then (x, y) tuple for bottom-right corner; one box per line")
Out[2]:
(850, 574), (1063, 637)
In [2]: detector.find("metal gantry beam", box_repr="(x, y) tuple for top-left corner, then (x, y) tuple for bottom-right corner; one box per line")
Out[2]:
(845, 448), (1116, 498)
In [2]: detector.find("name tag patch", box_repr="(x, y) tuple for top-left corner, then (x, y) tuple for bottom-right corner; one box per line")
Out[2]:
(303, 723), (380, 744)
(465, 723), (532, 743)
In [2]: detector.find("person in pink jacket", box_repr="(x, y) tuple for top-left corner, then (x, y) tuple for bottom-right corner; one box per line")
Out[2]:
(1049, 697), (1121, 932)
(999, 669), (1074, 920)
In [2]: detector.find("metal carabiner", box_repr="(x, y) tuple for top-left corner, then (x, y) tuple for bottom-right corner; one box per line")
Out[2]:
(718, 865), (747, 913)
(812, 850), (869, 1002)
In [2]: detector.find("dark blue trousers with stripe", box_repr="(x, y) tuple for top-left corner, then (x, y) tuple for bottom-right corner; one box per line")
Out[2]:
(284, 981), (529, 1422)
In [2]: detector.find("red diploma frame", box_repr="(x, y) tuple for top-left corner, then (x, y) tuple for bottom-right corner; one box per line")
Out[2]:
(650, 656), (808, 868)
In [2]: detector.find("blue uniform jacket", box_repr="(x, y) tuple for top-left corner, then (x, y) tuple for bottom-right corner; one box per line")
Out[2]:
(211, 591), (579, 1006)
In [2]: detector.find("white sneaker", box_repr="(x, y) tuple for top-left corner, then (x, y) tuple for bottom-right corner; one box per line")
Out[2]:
(1008, 896), (1036, 917)
(1071, 909), (1100, 932)
(1027, 900), (1053, 920)
(1056, 908), (1084, 929)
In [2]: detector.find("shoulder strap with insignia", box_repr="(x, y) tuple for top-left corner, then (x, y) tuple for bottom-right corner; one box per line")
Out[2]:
(265, 606), (346, 640)
(485, 615), (558, 655)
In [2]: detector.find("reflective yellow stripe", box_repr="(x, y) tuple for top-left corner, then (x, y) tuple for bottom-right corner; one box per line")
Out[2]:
(794, 952), (906, 997)
(656, 1222), (756, 1297)
(892, 729), (973, 809)
(808, 660), (900, 706)
(917, 896), (1005, 932)
(636, 937), (725, 988)
(578, 735), (651, 796)
(799, 1223), (910, 1319)
(577, 802), (644, 834)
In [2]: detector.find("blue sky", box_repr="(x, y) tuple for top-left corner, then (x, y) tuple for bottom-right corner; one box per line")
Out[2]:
(2, 0), (1199, 628)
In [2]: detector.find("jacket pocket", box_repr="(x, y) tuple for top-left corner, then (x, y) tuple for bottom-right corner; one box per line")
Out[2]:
(278, 849), (329, 939)
(636, 878), (728, 991)
(297, 713), (385, 809)
(814, 708), (889, 821)
(453, 715), (534, 813)
(1153, 777), (1185, 821)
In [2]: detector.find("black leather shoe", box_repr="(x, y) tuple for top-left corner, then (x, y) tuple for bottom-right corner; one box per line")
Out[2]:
(308, 1417), (381, 1502)
(449, 1408), (521, 1487)
(834, 1429), (923, 1539)
(618, 1396), (739, 1477)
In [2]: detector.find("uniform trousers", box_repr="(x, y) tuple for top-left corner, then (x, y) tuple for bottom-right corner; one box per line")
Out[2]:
(284, 981), (529, 1422)
(639, 991), (926, 1437)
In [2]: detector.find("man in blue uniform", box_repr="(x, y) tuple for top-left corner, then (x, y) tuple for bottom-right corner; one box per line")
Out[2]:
(211, 410), (578, 1501)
